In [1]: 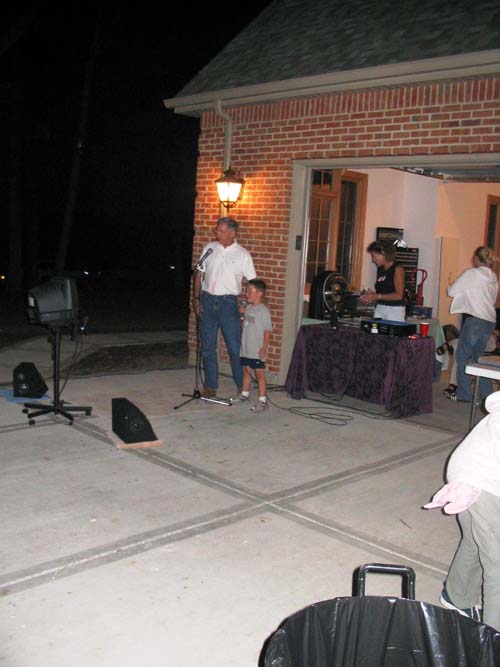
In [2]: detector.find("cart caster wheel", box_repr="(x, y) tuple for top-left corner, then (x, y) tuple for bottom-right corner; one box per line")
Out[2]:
(22, 408), (28, 414)
(29, 419), (35, 425)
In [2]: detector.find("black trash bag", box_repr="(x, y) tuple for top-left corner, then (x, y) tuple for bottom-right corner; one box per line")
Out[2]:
(264, 596), (500, 667)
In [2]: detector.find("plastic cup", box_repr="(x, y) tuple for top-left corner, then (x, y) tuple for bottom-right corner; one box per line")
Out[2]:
(420, 322), (430, 337)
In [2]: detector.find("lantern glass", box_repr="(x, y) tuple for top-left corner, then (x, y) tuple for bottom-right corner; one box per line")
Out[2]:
(216, 180), (242, 204)
(216, 168), (245, 209)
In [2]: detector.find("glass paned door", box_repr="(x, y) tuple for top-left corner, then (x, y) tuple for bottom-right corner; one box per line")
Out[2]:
(306, 170), (336, 285)
(336, 180), (358, 282)
(305, 168), (367, 294)
(306, 196), (332, 283)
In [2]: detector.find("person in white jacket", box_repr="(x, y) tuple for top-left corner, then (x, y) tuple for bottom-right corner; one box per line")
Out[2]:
(424, 390), (500, 629)
(446, 246), (498, 402)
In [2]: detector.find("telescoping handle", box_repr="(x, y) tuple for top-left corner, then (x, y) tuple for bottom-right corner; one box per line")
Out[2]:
(353, 563), (416, 600)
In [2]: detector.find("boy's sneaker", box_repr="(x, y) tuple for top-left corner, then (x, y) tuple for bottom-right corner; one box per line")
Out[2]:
(250, 400), (269, 413)
(440, 587), (482, 622)
(230, 394), (249, 404)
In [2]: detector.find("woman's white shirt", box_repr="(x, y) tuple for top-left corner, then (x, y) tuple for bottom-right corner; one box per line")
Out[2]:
(448, 266), (498, 322)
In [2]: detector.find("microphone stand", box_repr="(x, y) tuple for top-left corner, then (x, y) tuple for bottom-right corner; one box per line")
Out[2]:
(174, 260), (231, 410)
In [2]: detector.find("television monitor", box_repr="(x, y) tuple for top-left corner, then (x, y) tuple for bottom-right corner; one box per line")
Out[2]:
(376, 227), (404, 242)
(27, 276), (79, 326)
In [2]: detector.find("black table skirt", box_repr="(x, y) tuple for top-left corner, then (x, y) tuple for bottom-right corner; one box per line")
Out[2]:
(284, 325), (434, 417)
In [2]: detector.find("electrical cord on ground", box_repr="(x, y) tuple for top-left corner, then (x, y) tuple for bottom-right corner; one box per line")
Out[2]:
(314, 392), (395, 420)
(266, 391), (355, 426)
(262, 379), (396, 425)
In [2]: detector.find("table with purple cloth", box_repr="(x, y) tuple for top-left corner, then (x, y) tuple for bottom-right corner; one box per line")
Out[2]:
(284, 325), (434, 417)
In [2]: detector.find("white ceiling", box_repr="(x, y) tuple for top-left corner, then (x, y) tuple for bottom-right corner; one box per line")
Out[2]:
(395, 165), (500, 182)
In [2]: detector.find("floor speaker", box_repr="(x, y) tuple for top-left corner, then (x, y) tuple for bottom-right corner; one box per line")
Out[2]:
(13, 362), (48, 398)
(112, 398), (158, 444)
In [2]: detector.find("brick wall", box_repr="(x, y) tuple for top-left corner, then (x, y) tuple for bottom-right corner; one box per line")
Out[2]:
(189, 76), (500, 379)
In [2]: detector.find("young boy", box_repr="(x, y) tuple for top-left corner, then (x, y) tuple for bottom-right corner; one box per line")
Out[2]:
(232, 278), (272, 412)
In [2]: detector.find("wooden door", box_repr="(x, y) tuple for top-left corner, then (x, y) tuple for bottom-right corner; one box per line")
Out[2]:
(305, 169), (367, 294)
(485, 195), (500, 276)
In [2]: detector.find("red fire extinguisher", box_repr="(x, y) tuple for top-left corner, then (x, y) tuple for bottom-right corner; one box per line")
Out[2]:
(410, 269), (428, 306)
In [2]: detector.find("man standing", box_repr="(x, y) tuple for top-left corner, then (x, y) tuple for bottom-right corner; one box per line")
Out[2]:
(193, 217), (256, 397)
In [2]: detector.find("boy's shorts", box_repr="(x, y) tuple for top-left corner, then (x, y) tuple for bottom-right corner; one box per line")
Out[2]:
(240, 356), (266, 369)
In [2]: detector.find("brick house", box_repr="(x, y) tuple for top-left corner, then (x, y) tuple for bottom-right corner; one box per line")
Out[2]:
(164, 0), (500, 384)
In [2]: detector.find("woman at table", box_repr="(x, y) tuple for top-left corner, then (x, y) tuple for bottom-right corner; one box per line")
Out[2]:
(360, 241), (406, 322)
(446, 246), (498, 403)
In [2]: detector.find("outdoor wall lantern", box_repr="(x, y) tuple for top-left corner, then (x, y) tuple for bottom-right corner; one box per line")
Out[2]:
(215, 167), (245, 210)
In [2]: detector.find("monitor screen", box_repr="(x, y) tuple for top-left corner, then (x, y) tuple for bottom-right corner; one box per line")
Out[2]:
(27, 277), (79, 325)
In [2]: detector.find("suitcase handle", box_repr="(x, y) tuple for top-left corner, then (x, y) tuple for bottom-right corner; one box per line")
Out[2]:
(353, 563), (416, 600)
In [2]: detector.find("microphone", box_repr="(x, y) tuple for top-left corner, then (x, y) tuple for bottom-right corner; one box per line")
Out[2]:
(196, 247), (213, 269)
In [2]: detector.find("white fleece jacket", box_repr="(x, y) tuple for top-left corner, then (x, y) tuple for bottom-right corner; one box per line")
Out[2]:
(448, 266), (498, 322)
(447, 391), (500, 498)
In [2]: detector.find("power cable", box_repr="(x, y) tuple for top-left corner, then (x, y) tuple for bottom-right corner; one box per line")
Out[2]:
(262, 380), (396, 426)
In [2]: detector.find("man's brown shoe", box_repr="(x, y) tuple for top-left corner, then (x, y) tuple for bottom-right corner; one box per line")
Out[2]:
(201, 386), (216, 398)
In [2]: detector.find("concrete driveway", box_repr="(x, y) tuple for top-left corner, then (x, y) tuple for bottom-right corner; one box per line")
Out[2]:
(0, 331), (473, 666)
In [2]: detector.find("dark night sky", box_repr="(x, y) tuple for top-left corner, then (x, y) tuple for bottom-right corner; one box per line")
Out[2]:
(0, 1), (272, 277)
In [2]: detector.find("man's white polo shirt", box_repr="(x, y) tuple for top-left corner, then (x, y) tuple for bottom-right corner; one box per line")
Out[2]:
(199, 241), (256, 296)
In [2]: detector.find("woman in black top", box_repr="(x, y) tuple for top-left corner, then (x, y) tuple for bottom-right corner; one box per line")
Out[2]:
(360, 241), (406, 322)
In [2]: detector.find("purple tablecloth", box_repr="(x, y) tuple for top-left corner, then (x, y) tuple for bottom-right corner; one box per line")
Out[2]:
(284, 325), (434, 417)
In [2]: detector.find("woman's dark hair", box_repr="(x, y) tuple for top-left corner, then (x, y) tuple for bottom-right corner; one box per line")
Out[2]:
(366, 240), (396, 261)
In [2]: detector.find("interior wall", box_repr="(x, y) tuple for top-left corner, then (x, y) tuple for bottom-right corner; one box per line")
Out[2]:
(435, 181), (500, 323)
(400, 173), (440, 306)
(358, 168), (406, 290)
(436, 181), (500, 270)
(358, 168), (439, 305)
(356, 170), (500, 314)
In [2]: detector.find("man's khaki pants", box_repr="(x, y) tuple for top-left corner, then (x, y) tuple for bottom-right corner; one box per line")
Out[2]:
(446, 490), (500, 630)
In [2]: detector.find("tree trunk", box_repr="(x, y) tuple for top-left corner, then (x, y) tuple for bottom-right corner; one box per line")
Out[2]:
(8, 89), (23, 293)
(56, 15), (100, 273)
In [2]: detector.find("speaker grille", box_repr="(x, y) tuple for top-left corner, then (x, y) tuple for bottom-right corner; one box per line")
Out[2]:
(13, 363), (48, 398)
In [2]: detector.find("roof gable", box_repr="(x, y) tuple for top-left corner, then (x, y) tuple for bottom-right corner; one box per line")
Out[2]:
(177, 0), (500, 98)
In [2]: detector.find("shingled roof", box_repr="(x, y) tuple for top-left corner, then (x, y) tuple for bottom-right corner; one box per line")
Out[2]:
(165, 0), (500, 113)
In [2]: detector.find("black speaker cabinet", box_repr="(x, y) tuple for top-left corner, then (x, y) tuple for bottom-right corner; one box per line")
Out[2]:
(13, 362), (48, 398)
(112, 398), (157, 444)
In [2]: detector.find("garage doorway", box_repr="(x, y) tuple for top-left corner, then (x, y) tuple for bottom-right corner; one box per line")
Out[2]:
(279, 155), (500, 385)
